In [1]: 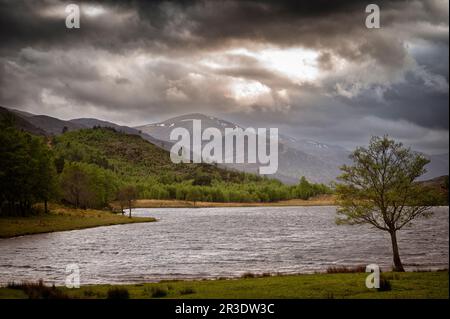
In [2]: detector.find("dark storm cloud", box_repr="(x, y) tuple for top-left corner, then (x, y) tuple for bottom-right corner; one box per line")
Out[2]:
(348, 72), (449, 128)
(0, 1), (442, 56)
(0, 0), (448, 153)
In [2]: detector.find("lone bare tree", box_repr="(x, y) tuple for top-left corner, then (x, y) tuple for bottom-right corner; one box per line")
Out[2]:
(336, 136), (436, 272)
(117, 185), (137, 218)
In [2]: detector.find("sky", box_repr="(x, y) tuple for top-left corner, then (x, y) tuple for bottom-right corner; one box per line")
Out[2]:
(0, 0), (448, 154)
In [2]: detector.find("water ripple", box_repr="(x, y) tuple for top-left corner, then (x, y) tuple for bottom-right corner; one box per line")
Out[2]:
(0, 206), (447, 285)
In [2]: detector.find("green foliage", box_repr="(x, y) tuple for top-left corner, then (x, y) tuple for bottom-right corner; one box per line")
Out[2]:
(9, 271), (446, 299)
(185, 187), (202, 203)
(59, 162), (118, 209)
(293, 176), (332, 200)
(419, 175), (449, 205)
(335, 136), (435, 230)
(51, 128), (332, 205)
(2, 125), (333, 213)
(7, 280), (69, 299)
(0, 123), (57, 216)
(149, 286), (168, 298)
(335, 135), (438, 272)
(192, 171), (212, 186)
(179, 287), (196, 295)
(378, 277), (392, 292)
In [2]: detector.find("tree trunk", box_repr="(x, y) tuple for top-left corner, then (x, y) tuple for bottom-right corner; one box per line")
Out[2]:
(390, 231), (405, 272)
(128, 201), (132, 218)
(44, 199), (48, 214)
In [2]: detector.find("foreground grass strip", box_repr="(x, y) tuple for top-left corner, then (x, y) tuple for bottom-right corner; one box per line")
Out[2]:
(0, 204), (156, 238)
(2, 271), (446, 299)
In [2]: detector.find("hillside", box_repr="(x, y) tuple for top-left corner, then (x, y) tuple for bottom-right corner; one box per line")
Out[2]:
(2, 106), (332, 207)
(0, 106), (47, 136)
(69, 117), (170, 149)
(417, 175), (449, 205)
(2, 107), (171, 152)
(52, 127), (259, 185)
(135, 113), (348, 184)
(49, 127), (331, 205)
(3, 106), (448, 185)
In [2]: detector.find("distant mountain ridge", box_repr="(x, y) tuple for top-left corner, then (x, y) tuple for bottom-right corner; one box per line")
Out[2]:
(2, 106), (448, 184)
(69, 118), (168, 147)
(135, 113), (449, 184)
(1, 106), (169, 150)
(135, 113), (351, 184)
(0, 106), (47, 136)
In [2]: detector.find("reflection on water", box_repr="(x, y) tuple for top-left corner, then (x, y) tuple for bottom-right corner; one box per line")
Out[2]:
(0, 206), (448, 285)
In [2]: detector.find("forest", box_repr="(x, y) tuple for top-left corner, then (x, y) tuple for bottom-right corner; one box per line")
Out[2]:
(0, 120), (332, 216)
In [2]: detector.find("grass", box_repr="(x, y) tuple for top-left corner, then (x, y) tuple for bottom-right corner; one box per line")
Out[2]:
(106, 287), (130, 299)
(114, 195), (336, 209)
(326, 265), (367, 273)
(0, 203), (156, 238)
(1, 271), (447, 299)
(5, 280), (69, 299)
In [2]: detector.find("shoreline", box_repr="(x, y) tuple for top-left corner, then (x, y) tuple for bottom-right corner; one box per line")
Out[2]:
(116, 195), (337, 209)
(0, 197), (335, 238)
(0, 204), (156, 239)
(3, 198), (447, 238)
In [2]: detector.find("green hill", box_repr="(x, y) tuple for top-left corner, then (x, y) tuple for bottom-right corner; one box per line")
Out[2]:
(417, 175), (449, 205)
(1, 115), (332, 215)
(52, 127), (262, 184)
(50, 127), (330, 207)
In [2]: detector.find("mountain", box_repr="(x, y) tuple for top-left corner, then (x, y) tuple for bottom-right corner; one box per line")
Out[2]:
(135, 113), (349, 184)
(279, 135), (351, 165)
(1, 107), (169, 150)
(421, 154), (449, 181)
(135, 113), (240, 141)
(52, 127), (267, 187)
(135, 113), (449, 184)
(417, 175), (449, 204)
(418, 175), (448, 192)
(69, 118), (169, 148)
(23, 115), (86, 135)
(3, 106), (447, 184)
(5, 108), (37, 118)
(0, 106), (47, 136)
(7, 108), (86, 134)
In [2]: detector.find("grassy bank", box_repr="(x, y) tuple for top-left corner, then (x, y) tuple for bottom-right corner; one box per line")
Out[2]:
(113, 195), (336, 209)
(1, 271), (447, 299)
(0, 204), (156, 238)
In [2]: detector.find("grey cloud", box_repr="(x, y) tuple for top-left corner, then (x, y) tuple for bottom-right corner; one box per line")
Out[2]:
(0, 0), (448, 154)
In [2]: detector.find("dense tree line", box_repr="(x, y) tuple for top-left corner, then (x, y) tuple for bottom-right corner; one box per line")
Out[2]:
(59, 162), (119, 209)
(0, 122), (56, 216)
(137, 176), (331, 203)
